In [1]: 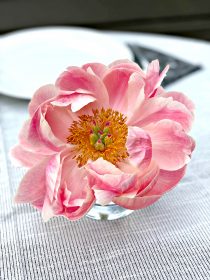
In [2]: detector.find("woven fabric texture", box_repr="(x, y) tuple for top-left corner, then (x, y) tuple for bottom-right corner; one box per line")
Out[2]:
(1, 94), (210, 280)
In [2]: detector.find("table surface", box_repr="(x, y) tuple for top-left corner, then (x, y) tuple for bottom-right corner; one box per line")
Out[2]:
(1, 31), (210, 280)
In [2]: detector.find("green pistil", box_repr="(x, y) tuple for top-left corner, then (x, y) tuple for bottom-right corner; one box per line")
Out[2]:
(93, 125), (100, 134)
(104, 135), (112, 146)
(94, 140), (105, 151)
(89, 124), (112, 150)
(90, 133), (98, 145)
(103, 127), (109, 134)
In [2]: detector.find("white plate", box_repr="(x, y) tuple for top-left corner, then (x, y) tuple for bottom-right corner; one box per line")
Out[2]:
(0, 27), (133, 99)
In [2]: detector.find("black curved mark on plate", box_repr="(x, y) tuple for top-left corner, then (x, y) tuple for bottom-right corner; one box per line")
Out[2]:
(128, 44), (202, 87)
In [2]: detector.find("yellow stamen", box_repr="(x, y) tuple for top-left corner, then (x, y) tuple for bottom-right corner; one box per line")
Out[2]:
(67, 108), (129, 167)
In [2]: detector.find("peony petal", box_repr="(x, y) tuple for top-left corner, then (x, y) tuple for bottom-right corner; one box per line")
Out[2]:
(93, 189), (116, 206)
(18, 117), (60, 155)
(45, 153), (62, 203)
(56, 66), (109, 107)
(64, 185), (95, 220)
(51, 93), (96, 112)
(117, 160), (159, 199)
(82, 63), (108, 79)
(133, 96), (194, 132)
(103, 69), (145, 115)
(42, 151), (95, 221)
(109, 59), (145, 76)
(145, 165), (187, 196)
(145, 60), (169, 97)
(160, 91), (195, 115)
(145, 120), (194, 171)
(14, 158), (49, 209)
(136, 161), (160, 196)
(86, 158), (136, 194)
(126, 126), (152, 169)
(116, 165), (187, 210)
(45, 105), (75, 142)
(28, 108), (64, 152)
(126, 73), (145, 121)
(10, 145), (48, 167)
(103, 68), (131, 113)
(113, 194), (161, 210)
(28, 84), (58, 116)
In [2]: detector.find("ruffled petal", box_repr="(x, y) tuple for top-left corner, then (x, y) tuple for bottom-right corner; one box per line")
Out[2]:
(42, 151), (95, 221)
(133, 96), (194, 132)
(18, 118), (58, 155)
(82, 63), (108, 79)
(160, 91), (195, 115)
(145, 60), (169, 97)
(116, 165), (187, 210)
(109, 59), (145, 75)
(28, 84), (58, 116)
(145, 120), (194, 171)
(113, 194), (161, 210)
(145, 165), (187, 196)
(103, 68), (131, 113)
(116, 160), (159, 200)
(103, 68), (145, 115)
(10, 145), (48, 167)
(86, 158), (136, 195)
(64, 185), (95, 220)
(56, 66), (109, 107)
(28, 109), (64, 152)
(51, 92), (96, 112)
(45, 104), (75, 142)
(113, 161), (160, 209)
(126, 73), (145, 121)
(14, 158), (49, 209)
(126, 126), (152, 169)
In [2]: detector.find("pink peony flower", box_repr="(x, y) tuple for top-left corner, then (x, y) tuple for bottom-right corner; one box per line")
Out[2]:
(11, 59), (195, 221)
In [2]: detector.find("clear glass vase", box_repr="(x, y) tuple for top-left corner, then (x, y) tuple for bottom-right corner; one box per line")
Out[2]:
(86, 202), (134, 220)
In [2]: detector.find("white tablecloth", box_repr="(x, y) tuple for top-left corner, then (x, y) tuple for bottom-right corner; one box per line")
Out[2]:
(1, 32), (210, 279)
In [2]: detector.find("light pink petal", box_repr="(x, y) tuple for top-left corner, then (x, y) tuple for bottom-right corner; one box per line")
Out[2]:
(116, 165), (187, 210)
(42, 151), (95, 221)
(109, 59), (145, 76)
(51, 93), (96, 112)
(28, 84), (58, 116)
(82, 63), (108, 79)
(126, 126), (152, 169)
(64, 185), (95, 220)
(133, 96), (194, 132)
(45, 105), (75, 142)
(28, 109), (64, 152)
(126, 73), (145, 121)
(103, 69), (145, 115)
(155, 86), (165, 96)
(113, 194), (161, 210)
(145, 120), (194, 171)
(103, 68), (131, 113)
(134, 160), (160, 196)
(10, 145), (48, 167)
(18, 118), (59, 155)
(45, 152), (63, 202)
(41, 152), (65, 221)
(14, 158), (49, 209)
(113, 161), (160, 210)
(160, 91), (195, 115)
(86, 158), (136, 194)
(93, 189), (116, 205)
(145, 60), (169, 97)
(56, 66), (109, 107)
(145, 165), (187, 196)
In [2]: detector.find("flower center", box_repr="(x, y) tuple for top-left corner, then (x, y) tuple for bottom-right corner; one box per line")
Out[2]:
(67, 108), (128, 167)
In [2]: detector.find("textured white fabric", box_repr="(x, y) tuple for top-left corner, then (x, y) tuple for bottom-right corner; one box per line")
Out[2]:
(1, 33), (210, 279)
